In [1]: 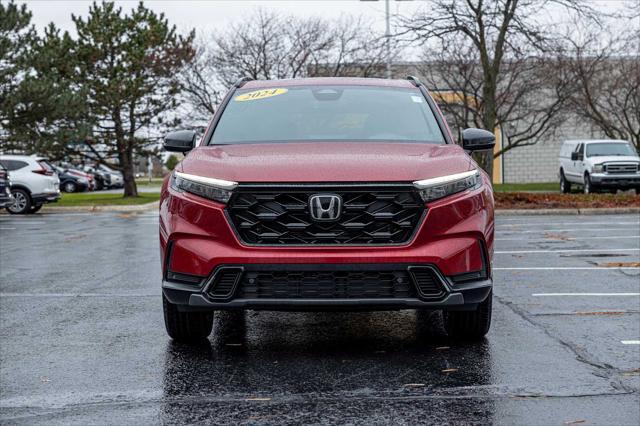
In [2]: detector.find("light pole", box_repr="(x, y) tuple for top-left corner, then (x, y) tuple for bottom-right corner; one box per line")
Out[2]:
(384, 0), (391, 79)
(361, 0), (392, 79)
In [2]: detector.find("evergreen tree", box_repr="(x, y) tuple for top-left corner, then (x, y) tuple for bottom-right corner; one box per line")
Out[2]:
(72, 1), (194, 196)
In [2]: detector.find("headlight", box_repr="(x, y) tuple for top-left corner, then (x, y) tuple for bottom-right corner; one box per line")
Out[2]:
(592, 164), (604, 173)
(413, 170), (481, 202)
(170, 171), (237, 203)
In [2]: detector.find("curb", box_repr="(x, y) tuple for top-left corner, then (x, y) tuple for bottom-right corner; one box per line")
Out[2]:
(40, 201), (159, 213)
(496, 207), (640, 215)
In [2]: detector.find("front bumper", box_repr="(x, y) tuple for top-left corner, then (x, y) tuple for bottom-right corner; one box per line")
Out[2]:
(162, 263), (492, 312)
(0, 194), (13, 208)
(159, 177), (495, 312)
(590, 173), (640, 187)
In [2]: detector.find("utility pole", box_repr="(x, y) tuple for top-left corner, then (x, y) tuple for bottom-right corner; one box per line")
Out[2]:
(361, 0), (409, 79)
(384, 0), (391, 79)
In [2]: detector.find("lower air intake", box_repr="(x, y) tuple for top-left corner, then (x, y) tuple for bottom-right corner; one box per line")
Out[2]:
(206, 267), (243, 300)
(408, 267), (447, 300)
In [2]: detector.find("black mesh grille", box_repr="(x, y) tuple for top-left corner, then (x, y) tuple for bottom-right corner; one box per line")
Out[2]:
(409, 267), (446, 300)
(237, 270), (416, 299)
(227, 185), (425, 245)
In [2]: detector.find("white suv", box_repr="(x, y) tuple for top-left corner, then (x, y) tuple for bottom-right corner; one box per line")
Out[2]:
(0, 155), (60, 214)
(559, 139), (640, 194)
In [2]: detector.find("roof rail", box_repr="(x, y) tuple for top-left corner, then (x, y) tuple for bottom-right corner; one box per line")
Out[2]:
(233, 77), (253, 88)
(406, 75), (423, 87)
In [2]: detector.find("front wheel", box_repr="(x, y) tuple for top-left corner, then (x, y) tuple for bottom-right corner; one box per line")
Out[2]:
(163, 295), (213, 342)
(560, 171), (571, 193)
(583, 174), (593, 194)
(444, 291), (492, 340)
(29, 204), (43, 214)
(6, 189), (31, 214)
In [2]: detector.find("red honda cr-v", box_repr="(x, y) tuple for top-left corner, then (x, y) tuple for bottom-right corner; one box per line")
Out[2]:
(161, 76), (495, 342)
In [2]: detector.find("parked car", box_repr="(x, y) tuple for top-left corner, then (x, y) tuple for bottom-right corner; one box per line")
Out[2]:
(52, 165), (91, 193)
(97, 164), (124, 188)
(559, 139), (640, 194)
(0, 155), (60, 214)
(83, 165), (111, 190)
(0, 163), (13, 208)
(159, 77), (496, 342)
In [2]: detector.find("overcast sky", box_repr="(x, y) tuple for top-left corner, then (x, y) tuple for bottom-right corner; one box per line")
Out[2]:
(20, 0), (632, 38)
(21, 0), (423, 35)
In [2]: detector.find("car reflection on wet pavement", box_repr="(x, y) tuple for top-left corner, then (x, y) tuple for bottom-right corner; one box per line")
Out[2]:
(0, 212), (639, 424)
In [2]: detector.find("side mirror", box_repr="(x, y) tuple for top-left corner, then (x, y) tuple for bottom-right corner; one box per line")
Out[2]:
(570, 152), (581, 161)
(164, 130), (196, 153)
(461, 128), (496, 151)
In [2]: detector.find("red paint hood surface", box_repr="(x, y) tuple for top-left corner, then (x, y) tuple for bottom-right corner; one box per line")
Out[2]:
(179, 142), (476, 183)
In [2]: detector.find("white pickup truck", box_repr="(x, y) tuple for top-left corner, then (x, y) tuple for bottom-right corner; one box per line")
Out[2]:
(559, 139), (640, 194)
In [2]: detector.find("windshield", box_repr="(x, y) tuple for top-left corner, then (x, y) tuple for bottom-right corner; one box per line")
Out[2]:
(211, 86), (446, 145)
(586, 143), (637, 157)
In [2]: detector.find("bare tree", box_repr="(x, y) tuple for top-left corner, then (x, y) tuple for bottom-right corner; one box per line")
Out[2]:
(309, 15), (399, 78)
(401, 0), (596, 175)
(180, 10), (395, 127)
(563, 29), (639, 149)
(419, 35), (572, 157)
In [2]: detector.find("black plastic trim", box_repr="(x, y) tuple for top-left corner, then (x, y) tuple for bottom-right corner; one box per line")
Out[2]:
(202, 266), (244, 301)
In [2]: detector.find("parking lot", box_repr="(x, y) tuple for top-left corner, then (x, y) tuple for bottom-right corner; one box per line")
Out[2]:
(0, 212), (638, 425)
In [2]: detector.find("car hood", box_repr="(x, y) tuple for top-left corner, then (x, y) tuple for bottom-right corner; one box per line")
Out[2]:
(590, 155), (640, 164)
(179, 142), (477, 183)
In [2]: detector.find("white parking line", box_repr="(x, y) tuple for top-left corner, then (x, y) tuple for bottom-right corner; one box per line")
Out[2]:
(621, 340), (640, 345)
(0, 227), (16, 230)
(495, 267), (640, 270)
(495, 248), (640, 254)
(498, 221), (640, 228)
(495, 235), (640, 241)
(0, 293), (157, 297)
(499, 228), (633, 234)
(532, 293), (640, 297)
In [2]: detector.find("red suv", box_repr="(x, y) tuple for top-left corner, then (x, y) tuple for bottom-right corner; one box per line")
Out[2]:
(161, 77), (496, 342)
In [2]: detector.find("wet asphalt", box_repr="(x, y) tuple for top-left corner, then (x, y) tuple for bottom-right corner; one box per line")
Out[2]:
(0, 212), (639, 425)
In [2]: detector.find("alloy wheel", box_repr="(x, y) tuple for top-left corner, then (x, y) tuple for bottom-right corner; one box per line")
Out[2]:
(9, 191), (27, 213)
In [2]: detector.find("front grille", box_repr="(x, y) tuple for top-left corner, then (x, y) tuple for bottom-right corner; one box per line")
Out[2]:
(237, 270), (417, 299)
(605, 163), (639, 174)
(227, 184), (425, 245)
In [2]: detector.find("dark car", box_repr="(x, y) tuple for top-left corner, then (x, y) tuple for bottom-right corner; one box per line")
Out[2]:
(83, 166), (111, 190)
(159, 77), (497, 343)
(0, 163), (13, 208)
(53, 165), (91, 193)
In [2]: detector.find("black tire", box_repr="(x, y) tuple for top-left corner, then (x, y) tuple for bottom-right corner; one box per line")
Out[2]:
(560, 170), (571, 193)
(163, 295), (213, 342)
(6, 189), (31, 214)
(29, 204), (43, 214)
(444, 291), (492, 340)
(62, 181), (77, 193)
(583, 173), (592, 194)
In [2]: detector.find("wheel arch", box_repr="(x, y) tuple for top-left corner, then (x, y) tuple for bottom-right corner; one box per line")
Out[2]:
(10, 184), (32, 196)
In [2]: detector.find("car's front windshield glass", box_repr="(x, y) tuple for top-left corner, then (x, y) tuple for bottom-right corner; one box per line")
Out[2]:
(586, 143), (637, 157)
(210, 85), (446, 145)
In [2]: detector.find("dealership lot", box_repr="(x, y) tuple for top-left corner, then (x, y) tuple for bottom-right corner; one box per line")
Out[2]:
(0, 212), (638, 424)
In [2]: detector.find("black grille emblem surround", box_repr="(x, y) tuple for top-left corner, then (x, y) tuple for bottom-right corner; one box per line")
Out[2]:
(309, 194), (342, 221)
